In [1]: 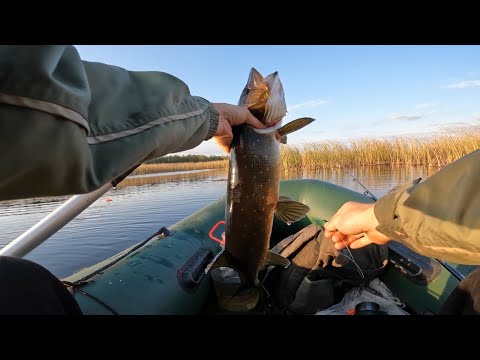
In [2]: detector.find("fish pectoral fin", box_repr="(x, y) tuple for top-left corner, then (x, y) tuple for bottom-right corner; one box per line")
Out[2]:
(265, 250), (290, 268)
(279, 135), (287, 144)
(275, 196), (310, 224)
(277, 117), (315, 137)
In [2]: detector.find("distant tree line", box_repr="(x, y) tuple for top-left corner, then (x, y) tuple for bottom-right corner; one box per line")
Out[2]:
(146, 154), (228, 164)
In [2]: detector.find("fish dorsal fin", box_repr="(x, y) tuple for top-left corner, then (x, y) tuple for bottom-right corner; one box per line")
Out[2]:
(265, 250), (290, 268)
(277, 117), (315, 137)
(276, 196), (310, 224)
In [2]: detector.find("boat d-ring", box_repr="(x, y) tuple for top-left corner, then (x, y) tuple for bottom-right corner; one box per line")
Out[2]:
(209, 220), (226, 246)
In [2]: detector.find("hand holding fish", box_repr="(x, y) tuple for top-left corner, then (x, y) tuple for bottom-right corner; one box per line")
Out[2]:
(324, 202), (391, 250)
(212, 103), (266, 154)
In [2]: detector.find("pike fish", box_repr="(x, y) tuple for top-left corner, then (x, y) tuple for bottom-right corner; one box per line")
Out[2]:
(209, 68), (315, 311)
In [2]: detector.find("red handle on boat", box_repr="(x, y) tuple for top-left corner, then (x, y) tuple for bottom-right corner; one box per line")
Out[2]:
(209, 220), (225, 246)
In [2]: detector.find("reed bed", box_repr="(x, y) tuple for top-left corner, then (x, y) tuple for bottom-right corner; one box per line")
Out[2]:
(132, 129), (479, 175)
(132, 160), (228, 176)
(281, 129), (480, 170)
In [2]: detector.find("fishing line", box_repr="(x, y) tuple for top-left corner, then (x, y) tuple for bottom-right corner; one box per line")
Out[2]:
(339, 239), (365, 279)
(332, 164), (371, 279)
(337, 164), (464, 281)
(332, 164), (373, 279)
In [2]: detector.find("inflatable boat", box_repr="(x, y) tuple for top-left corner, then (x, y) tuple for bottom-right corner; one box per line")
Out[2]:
(57, 179), (473, 315)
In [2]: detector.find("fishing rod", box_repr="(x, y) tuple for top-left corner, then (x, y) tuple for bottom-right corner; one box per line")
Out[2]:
(338, 164), (465, 281)
(338, 164), (377, 201)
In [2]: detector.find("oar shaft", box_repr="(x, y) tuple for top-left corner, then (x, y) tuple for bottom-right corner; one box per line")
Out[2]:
(0, 183), (112, 258)
(0, 164), (140, 258)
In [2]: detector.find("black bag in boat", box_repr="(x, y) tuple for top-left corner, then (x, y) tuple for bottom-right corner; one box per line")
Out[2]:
(263, 224), (389, 315)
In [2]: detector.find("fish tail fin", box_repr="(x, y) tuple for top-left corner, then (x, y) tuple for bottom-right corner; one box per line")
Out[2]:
(220, 250), (291, 311)
(220, 285), (261, 312)
(276, 196), (310, 224)
(277, 117), (315, 137)
(207, 250), (261, 312)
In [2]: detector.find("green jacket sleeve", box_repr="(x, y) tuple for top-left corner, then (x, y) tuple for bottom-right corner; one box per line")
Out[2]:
(374, 149), (480, 265)
(0, 45), (219, 200)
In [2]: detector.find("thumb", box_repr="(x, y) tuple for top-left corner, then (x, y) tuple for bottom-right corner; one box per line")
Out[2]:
(245, 112), (266, 129)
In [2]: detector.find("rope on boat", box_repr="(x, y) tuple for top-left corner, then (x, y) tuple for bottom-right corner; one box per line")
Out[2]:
(63, 281), (119, 315)
(62, 227), (173, 315)
(70, 226), (172, 284)
(74, 288), (119, 315)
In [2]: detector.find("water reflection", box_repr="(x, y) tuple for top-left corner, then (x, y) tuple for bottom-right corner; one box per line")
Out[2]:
(0, 166), (439, 277)
(282, 165), (438, 198)
(118, 169), (226, 188)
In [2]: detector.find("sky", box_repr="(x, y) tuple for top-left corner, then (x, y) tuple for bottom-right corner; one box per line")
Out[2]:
(75, 45), (480, 155)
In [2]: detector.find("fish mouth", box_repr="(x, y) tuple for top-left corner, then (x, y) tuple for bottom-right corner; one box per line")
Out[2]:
(239, 68), (287, 126)
(263, 72), (287, 126)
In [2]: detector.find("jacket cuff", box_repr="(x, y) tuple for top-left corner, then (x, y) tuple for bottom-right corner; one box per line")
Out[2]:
(205, 104), (219, 141)
(373, 178), (421, 239)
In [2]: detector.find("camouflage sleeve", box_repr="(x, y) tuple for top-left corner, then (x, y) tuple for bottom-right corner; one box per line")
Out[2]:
(0, 45), (219, 200)
(374, 149), (480, 265)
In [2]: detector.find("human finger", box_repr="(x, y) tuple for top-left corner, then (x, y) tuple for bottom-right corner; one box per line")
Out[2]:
(324, 219), (341, 239)
(244, 110), (266, 129)
(331, 231), (347, 244)
(347, 234), (373, 249)
(332, 232), (363, 249)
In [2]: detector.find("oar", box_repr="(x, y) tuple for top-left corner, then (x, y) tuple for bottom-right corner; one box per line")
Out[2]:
(0, 165), (139, 258)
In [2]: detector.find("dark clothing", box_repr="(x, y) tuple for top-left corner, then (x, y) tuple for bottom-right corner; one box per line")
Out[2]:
(0, 256), (82, 315)
(439, 268), (480, 315)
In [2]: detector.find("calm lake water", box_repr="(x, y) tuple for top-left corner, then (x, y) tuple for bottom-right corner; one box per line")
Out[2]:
(0, 166), (438, 278)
